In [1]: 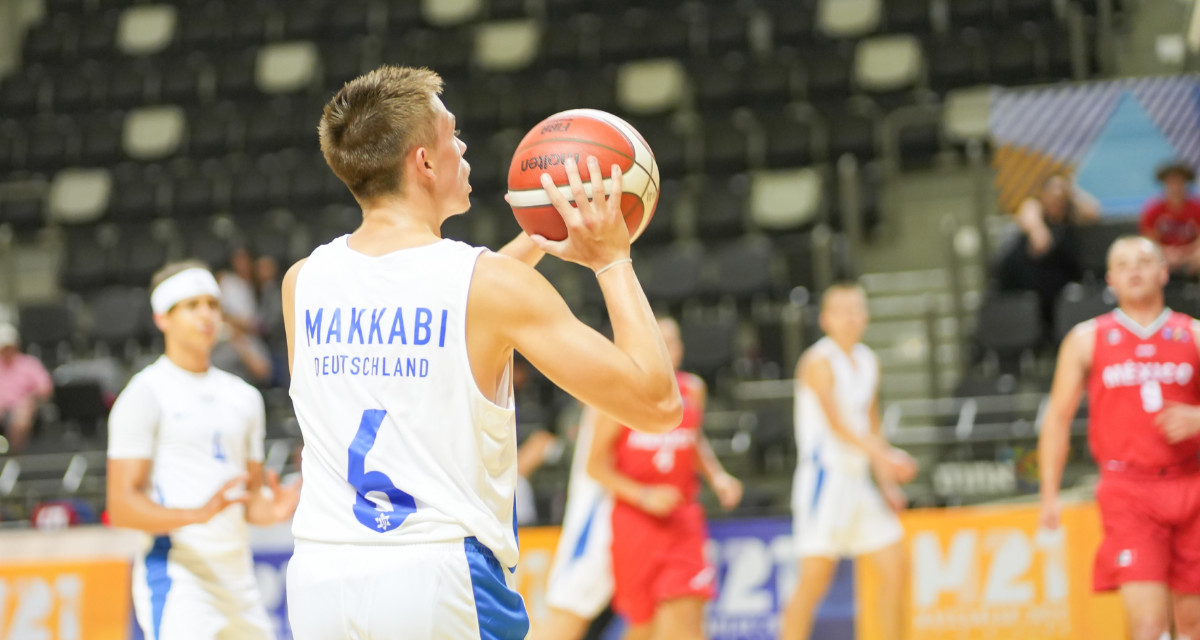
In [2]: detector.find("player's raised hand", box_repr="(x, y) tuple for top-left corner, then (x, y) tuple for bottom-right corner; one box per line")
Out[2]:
(873, 447), (919, 485)
(264, 469), (302, 523)
(195, 473), (251, 524)
(527, 156), (631, 273)
(638, 484), (683, 517)
(1155, 402), (1200, 443)
(712, 472), (743, 510)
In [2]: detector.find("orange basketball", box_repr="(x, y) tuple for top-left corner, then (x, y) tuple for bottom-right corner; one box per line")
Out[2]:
(507, 109), (660, 242)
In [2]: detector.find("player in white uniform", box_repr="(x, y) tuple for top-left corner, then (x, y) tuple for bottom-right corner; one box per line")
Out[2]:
(106, 261), (301, 640)
(779, 283), (918, 640)
(535, 407), (615, 640)
(281, 66), (682, 639)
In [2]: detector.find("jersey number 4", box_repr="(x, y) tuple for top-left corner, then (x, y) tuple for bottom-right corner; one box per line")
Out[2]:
(348, 409), (416, 533)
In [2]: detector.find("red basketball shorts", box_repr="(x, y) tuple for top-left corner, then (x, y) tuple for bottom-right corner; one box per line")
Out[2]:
(1094, 468), (1200, 593)
(610, 502), (715, 625)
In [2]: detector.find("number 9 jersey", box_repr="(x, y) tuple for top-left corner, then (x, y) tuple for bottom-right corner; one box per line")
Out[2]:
(289, 237), (521, 569)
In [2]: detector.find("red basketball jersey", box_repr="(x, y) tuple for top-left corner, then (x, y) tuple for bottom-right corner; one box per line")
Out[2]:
(1088, 310), (1200, 468)
(614, 371), (705, 505)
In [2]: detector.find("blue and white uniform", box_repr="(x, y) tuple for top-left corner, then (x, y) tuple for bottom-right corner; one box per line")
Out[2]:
(107, 356), (271, 640)
(544, 411), (613, 618)
(286, 236), (528, 639)
(792, 338), (902, 558)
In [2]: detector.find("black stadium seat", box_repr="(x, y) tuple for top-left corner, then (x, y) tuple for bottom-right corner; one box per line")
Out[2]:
(87, 287), (149, 348)
(693, 178), (747, 239)
(0, 73), (46, 117)
(887, 0), (933, 34)
(1075, 220), (1140, 280)
(700, 115), (751, 174)
(709, 235), (778, 302)
(19, 301), (75, 362)
(977, 292), (1043, 365)
(112, 225), (169, 287)
(1054, 284), (1116, 341)
(680, 315), (738, 388)
(927, 33), (985, 92)
(642, 243), (705, 306)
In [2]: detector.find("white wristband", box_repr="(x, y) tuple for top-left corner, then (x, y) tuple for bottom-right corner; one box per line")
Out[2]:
(595, 258), (632, 276)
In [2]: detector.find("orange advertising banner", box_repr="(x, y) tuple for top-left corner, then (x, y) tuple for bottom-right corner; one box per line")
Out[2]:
(512, 525), (564, 628)
(856, 502), (1125, 640)
(0, 559), (132, 640)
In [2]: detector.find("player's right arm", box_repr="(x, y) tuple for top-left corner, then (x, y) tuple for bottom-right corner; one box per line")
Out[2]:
(1037, 322), (1093, 530)
(105, 380), (248, 533)
(586, 411), (680, 517)
(282, 257), (307, 375)
(471, 157), (681, 433)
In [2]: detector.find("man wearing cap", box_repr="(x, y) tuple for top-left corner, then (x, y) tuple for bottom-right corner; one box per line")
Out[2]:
(1140, 160), (1200, 274)
(0, 322), (52, 454)
(106, 260), (300, 639)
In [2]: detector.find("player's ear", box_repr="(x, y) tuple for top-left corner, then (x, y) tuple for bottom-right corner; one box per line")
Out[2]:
(153, 312), (170, 333)
(412, 146), (435, 180)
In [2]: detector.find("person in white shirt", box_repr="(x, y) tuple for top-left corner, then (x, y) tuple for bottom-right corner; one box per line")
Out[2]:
(281, 65), (681, 639)
(106, 261), (301, 640)
(779, 283), (918, 640)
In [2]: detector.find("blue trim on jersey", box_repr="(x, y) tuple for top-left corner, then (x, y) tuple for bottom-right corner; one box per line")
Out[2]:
(145, 536), (172, 640)
(465, 537), (529, 640)
(809, 453), (827, 517)
(570, 497), (602, 561)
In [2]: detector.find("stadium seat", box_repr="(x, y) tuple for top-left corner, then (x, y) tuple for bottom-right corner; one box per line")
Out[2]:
(327, 0), (376, 37)
(628, 117), (689, 179)
(51, 67), (101, 113)
(475, 19), (540, 72)
(422, 0), (482, 27)
(701, 5), (751, 56)
(76, 12), (119, 61)
(680, 314), (739, 388)
(816, 0), (881, 39)
(104, 63), (154, 108)
(948, 0), (996, 28)
(215, 50), (260, 99)
(168, 166), (222, 218)
(636, 179), (679, 245)
(123, 105), (186, 161)
(181, 221), (234, 269)
(186, 105), (238, 158)
(539, 17), (592, 68)
(47, 169), (112, 226)
(750, 167), (823, 231)
(1004, 0), (1059, 25)
(159, 54), (208, 104)
(107, 164), (161, 222)
(755, 105), (821, 168)
(173, 7), (228, 52)
(18, 301), (76, 359)
(976, 291), (1042, 362)
(116, 4), (176, 56)
(112, 224), (169, 287)
(26, 118), (77, 172)
(0, 198), (45, 235)
(801, 44), (854, 100)
(886, 0), (933, 35)
(693, 177), (749, 239)
(926, 32), (985, 92)
(854, 34), (924, 99)
(86, 286), (149, 349)
(762, 0), (815, 48)
(61, 228), (114, 292)
(639, 8), (694, 60)
(78, 113), (124, 166)
(616, 59), (689, 115)
(641, 243), (705, 306)
(818, 104), (877, 161)
(488, 0), (529, 20)
(747, 57), (802, 106)
(1075, 220), (1139, 280)
(708, 235), (779, 302)
(0, 73), (46, 117)
(23, 20), (70, 64)
(228, 164), (280, 216)
(889, 104), (944, 169)
(53, 379), (109, 440)
(256, 41), (321, 95)
(942, 86), (992, 144)
(1054, 283), (1115, 342)
(692, 57), (743, 111)
(281, 0), (328, 40)
(699, 114), (751, 174)
(987, 26), (1042, 85)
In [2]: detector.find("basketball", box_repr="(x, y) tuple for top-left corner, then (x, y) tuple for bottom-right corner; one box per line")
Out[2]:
(507, 109), (660, 242)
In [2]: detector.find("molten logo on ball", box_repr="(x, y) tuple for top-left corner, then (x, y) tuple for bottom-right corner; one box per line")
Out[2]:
(507, 109), (661, 242)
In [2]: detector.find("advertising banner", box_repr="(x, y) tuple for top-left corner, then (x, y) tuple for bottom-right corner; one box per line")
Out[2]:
(0, 559), (131, 640)
(856, 502), (1126, 640)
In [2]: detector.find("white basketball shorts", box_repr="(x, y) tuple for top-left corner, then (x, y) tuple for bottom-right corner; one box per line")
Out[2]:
(131, 536), (272, 640)
(287, 537), (530, 640)
(544, 494), (613, 619)
(792, 462), (904, 558)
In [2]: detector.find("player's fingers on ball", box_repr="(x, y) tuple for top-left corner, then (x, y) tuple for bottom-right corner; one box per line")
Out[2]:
(540, 174), (580, 223)
(586, 156), (605, 206)
(564, 157), (591, 216)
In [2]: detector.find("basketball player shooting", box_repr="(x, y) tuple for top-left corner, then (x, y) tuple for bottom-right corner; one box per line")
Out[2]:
(1039, 237), (1200, 640)
(280, 66), (682, 639)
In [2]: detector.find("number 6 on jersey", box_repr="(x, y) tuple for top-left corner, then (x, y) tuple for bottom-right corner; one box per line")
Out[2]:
(348, 409), (416, 532)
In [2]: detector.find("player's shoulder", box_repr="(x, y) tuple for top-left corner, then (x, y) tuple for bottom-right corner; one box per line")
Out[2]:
(1067, 317), (1099, 341)
(208, 367), (265, 402)
(678, 371), (706, 393)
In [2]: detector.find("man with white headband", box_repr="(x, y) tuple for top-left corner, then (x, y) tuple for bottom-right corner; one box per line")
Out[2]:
(106, 259), (300, 639)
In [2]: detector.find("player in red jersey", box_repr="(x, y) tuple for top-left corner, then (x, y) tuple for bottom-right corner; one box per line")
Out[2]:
(588, 316), (743, 640)
(1040, 236), (1200, 640)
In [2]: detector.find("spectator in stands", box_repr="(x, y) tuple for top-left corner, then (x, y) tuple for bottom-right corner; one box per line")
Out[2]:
(1140, 160), (1200, 274)
(218, 247), (259, 334)
(993, 174), (1099, 327)
(0, 323), (53, 454)
(211, 319), (274, 387)
(255, 255), (283, 343)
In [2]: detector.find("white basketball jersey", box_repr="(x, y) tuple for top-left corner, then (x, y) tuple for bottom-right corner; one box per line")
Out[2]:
(290, 237), (521, 568)
(107, 356), (265, 556)
(795, 337), (878, 476)
(561, 411), (605, 527)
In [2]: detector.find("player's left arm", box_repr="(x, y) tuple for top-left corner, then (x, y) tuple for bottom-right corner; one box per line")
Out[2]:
(496, 232), (546, 267)
(868, 372), (915, 512)
(689, 375), (742, 510)
(1155, 319), (1200, 443)
(242, 390), (300, 526)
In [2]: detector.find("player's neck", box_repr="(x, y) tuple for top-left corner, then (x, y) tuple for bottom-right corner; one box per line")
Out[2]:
(1118, 299), (1166, 328)
(164, 345), (210, 374)
(829, 335), (857, 355)
(350, 196), (446, 255)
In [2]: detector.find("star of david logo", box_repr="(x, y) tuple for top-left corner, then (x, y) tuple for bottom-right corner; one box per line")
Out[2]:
(375, 513), (391, 531)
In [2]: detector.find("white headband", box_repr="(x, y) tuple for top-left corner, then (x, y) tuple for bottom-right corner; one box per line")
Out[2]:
(151, 268), (221, 315)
